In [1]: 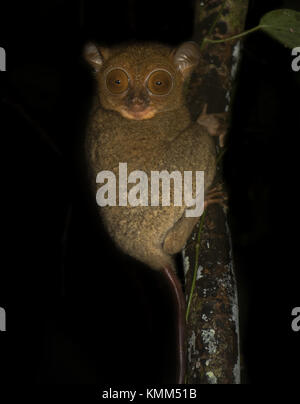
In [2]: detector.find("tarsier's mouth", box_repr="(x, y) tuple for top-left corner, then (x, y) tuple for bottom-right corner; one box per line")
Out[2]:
(120, 106), (156, 120)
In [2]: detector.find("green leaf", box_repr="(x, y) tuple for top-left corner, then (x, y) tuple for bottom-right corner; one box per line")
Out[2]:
(260, 9), (300, 48)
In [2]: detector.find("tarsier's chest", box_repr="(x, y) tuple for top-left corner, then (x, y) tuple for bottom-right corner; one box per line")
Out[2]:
(93, 118), (181, 175)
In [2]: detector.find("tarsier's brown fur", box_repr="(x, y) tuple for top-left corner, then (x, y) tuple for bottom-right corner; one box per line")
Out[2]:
(84, 41), (216, 271)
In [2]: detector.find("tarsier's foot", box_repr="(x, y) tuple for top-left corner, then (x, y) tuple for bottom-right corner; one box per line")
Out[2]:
(197, 104), (228, 147)
(204, 184), (228, 209)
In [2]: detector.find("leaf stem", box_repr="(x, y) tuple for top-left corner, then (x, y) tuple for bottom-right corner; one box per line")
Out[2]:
(186, 210), (206, 323)
(203, 24), (263, 45)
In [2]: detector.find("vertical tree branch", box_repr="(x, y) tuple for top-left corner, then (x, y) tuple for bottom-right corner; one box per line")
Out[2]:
(184, 0), (249, 384)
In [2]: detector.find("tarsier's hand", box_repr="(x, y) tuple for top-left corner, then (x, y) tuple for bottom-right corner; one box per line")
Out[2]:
(197, 104), (228, 147)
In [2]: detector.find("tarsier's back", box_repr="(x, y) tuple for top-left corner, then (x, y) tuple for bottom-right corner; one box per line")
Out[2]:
(85, 41), (216, 270)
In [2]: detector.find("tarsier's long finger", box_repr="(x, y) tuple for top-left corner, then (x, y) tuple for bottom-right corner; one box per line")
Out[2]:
(204, 197), (227, 209)
(206, 191), (226, 200)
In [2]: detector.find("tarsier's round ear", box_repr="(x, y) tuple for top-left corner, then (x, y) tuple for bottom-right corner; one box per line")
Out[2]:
(83, 42), (110, 72)
(172, 41), (201, 79)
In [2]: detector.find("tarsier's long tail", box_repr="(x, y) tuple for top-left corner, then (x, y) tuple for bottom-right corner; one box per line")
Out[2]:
(161, 266), (186, 384)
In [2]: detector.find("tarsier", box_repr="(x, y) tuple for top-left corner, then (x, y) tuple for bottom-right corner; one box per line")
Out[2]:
(84, 41), (224, 383)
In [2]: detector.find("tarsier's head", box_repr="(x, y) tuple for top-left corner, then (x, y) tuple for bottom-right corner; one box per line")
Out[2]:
(84, 41), (200, 120)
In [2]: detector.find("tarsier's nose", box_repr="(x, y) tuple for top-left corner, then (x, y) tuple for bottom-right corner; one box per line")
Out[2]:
(132, 96), (144, 105)
(126, 89), (149, 111)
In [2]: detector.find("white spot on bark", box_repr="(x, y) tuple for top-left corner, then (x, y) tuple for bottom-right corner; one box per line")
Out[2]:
(225, 41), (242, 114)
(225, 218), (241, 384)
(202, 313), (208, 322)
(231, 41), (241, 79)
(206, 371), (217, 384)
(182, 249), (190, 276)
(201, 328), (217, 354)
(188, 330), (199, 363)
(233, 362), (240, 383)
(197, 265), (203, 280)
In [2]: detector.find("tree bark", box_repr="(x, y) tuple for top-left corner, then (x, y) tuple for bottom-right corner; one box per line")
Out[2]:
(184, 0), (249, 384)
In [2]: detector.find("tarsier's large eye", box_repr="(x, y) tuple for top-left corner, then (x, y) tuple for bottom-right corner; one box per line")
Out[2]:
(106, 69), (129, 94)
(147, 70), (173, 95)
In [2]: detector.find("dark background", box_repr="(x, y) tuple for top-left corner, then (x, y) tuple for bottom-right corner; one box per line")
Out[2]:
(0, 0), (299, 386)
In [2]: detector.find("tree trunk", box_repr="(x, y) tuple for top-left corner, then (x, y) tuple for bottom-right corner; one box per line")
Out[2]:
(184, 0), (249, 384)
